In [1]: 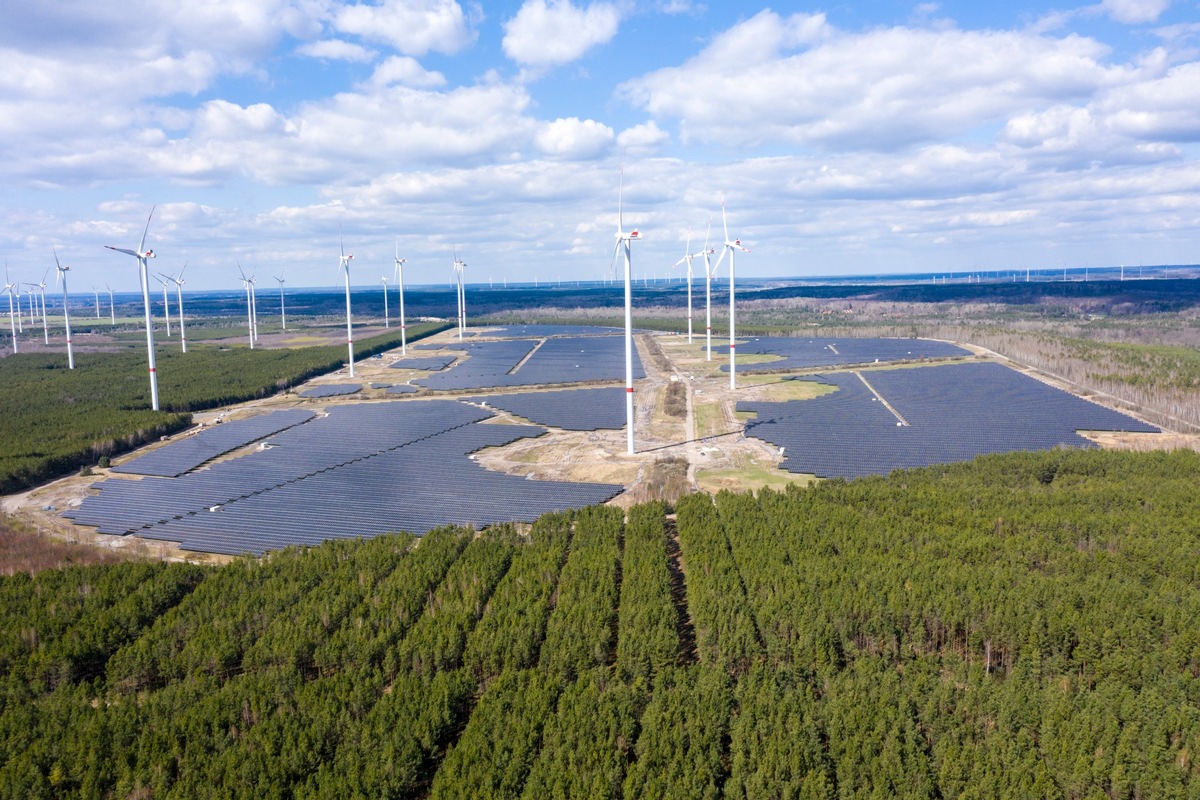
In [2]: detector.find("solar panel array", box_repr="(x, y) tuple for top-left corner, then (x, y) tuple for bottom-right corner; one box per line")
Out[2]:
(483, 324), (627, 339)
(477, 387), (628, 430)
(299, 384), (362, 398)
(111, 409), (318, 478)
(415, 335), (644, 390)
(739, 362), (1159, 479)
(385, 384), (418, 395)
(388, 356), (457, 371)
(65, 400), (623, 555)
(717, 337), (969, 372)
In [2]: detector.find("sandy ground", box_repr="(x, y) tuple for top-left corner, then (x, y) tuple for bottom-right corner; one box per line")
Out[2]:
(6, 325), (1195, 560)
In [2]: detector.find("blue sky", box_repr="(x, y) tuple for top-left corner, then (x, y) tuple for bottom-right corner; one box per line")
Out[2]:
(2, 0), (1199, 290)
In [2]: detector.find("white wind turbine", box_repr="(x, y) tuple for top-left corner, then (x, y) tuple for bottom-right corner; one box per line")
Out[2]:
(700, 218), (717, 361)
(394, 243), (407, 355)
(711, 194), (750, 390)
(607, 167), (641, 456)
(105, 283), (115, 325)
(154, 276), (171, 336)
(380, 273), (390, 328)
(671, 226), (714, 345)
(24, 284), (35, 328)
(105, 207), (160, 410)
(237, 264), (255, 349)
(159, 264), (187, 353)
(3, 267), (17, 353)
(27, 269), (50, 344)
(54, 249), (74, 369)
(275, 273), (286, 331)
(452, 248), (466, 340)
(13, 283), (24, 334)
(339, 237), (355, 377)
(92, 286), (101, 320)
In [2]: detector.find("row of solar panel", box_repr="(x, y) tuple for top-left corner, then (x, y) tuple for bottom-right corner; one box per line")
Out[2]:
(719, 336), (970, 373)
(740, 362), (1158, 479)
(416, 335), (644, 390)
(298, 384), (362, 398)
(476, 387), (628, 431)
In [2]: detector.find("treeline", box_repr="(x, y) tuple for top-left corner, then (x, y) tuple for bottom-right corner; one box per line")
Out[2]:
(0, 322), (449, 493)
(3, 449), (1200, 796)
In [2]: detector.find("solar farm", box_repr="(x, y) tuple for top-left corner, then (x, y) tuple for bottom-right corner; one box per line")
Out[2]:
(36, 323), (1172, 557)
(738, 362), (1159, 479)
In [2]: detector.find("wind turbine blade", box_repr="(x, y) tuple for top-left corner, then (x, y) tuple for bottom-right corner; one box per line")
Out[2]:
(609, 241), (621, 281)
(721, 194), (729, 243)
(703, 216), (712, 252)
(712, 247), (728, 276)
(237, 262), (247, 281)
(179, 262), (188, 280)
(138, 206), (156, 254)
(106, 246), (138, 257)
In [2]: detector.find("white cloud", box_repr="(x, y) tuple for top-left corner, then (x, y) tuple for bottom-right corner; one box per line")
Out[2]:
(535, 117), (614, 159)
(617, 121), (669, 153)
(361, 56), (447, 88)
(296, 39), (378, 62)
(502, 0), (621, 68)
(335, 0), (476, 55)
(621, 12), (1135, 152)
(1100, 0), (1170, 24)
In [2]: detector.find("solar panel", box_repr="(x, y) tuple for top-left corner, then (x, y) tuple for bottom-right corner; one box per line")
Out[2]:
(416, 335), (643, 390)
(388, 356), (457, 371)
(111, 409), (317, 478)
(740, 362), (1159, 479)
(299, 384), (362, 398)
(715, 336), (970, 373)
(67, 399), (625, 555)
(475, 387), (627, 430)
(385, 384), (419, 395)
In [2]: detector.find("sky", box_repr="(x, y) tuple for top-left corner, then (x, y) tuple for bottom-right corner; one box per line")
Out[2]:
(2, 0), (1199, 291)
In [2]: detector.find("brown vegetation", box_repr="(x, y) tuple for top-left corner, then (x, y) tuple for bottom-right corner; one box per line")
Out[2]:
(1, 515), (133, 576)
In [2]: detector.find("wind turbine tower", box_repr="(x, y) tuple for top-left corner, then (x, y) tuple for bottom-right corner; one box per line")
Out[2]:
(712, 194), (750, 391)
(160, 265), (187, 352)
(105, 207), (160, 410)
(380, 274), (390, 328)
(238, 265), (255, 350)
(54, 249), (74, 369)
(92, 287), (101, 320)
(339, 238), (355, 377)
(275, 274), (286, 331)
(105, 284), (115, 325)
(155, 277), (171, 336)
(3, 268), (17, 353)
(608, 168), (641, 456)
(27, 269), (49, 344)
(394, 243), (407, 355)
(452, 249), (467, 340)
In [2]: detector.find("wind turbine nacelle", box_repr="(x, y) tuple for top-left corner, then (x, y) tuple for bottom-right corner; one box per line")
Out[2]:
(145, 250), (156, 259)
(630, 230), (641, 239)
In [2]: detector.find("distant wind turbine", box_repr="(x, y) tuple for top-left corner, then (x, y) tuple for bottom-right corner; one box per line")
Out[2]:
(275, 273), (286, 331)
(54, 249), (74, 369)
(712, 194), (750, 391)
(105, 283), (115, 325)
(339, 237), (355, 377)
(27, 269), (50, 344)
(105, 206), (160, 410)
(238, 264), (255, 350)
(3, 266), (17, 353)
(394, 243), (407, 356)
(380, 274), (390, 328)
(159, 264), (187, 352)
(608, 167), (641, 456)
(92, 286), (101, 320)
(672, 226), (714, 345)
(701, 218), (717, 362)
(154, 276), (171, 336)
(453, 248), (467, 340)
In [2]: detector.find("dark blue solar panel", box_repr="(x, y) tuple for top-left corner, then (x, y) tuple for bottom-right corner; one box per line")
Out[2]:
(299, 384), (362, 398)
(482, 324), (627, 338)
(111, 409), (317, 478)
(476, 387), (627, 430)
(385, 384), (418, 395)
(388, 356), (457, 371)
(416, 335), (643, 390)
(715, 336), (969, 372)
(66, 400), (625, 555)
(740, 362), (1159, 479)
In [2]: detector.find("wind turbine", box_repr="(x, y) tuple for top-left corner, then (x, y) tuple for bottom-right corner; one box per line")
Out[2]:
(394, 243), (407, 356)
(154, 276), (171, 336)
(24, 285), (35, 328)
(700, 218), (717, 362)
(607, 167), (641, 456)
(275, 273), (286, 331)
(672, 227), (714, 345)
(105, 206), (159, 410)
(380, 274), (390, 328)
(339, 237), (355, 376)
(105, 283), (115, 325)
(27, 269), (49, 344)
(159, 264), (187, 353)
(452, 248), (467, 340)
(92, 286), (101, 320)
(237, 264), (254, 349)
(3, 267), (17, 353)
(711, 194), (750, 391)
(54, 249), (74, 369)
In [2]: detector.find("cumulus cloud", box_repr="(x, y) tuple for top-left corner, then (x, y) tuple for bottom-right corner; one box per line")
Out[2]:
(535, 117), (614, 158)
(617, 121), (669, 153)
(335, 0), (476, 55)
(296, 39), (378, 62)
(502, 0), (621, 68)
(620, 11), (1136, 152)
(361, 56), (447, 88)
(1100, 0), (1170, 24)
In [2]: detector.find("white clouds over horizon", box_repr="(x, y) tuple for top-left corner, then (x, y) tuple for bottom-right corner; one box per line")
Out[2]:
(2, 0), (1200, 286)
